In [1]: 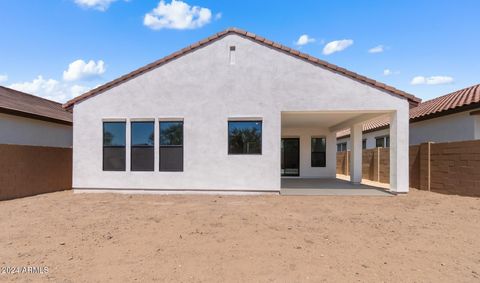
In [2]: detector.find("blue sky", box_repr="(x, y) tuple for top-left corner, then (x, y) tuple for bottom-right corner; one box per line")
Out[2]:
(0, 0), (479, 102)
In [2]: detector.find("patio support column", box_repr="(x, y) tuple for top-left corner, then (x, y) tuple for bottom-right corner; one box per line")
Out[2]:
(389, 110), (409, 193)
(349, 123), (362, 184)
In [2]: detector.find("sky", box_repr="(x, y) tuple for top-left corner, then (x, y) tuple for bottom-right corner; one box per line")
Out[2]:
(0, 0), (479, 103)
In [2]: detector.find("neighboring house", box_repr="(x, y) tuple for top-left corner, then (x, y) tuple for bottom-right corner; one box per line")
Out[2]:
(0, 86), (72, 200)
(63, 28), (420, 193)
(0, 86), (72, 147)
(337, 84), (480, 150)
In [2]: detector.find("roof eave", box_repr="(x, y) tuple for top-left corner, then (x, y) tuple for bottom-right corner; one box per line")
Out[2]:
(0, 107), (72, 125)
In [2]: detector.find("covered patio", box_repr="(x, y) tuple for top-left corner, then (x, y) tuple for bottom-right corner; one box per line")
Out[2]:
(281, 110), (409, 194)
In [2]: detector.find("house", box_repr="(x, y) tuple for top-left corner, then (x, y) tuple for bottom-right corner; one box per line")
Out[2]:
(0, 86), (72, 147)
(0, 86), (72, 200)
(336, 84), (480, 150)
(63, 28), (421, 194)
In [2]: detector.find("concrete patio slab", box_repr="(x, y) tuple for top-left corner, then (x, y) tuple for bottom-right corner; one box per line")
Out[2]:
(280, 178), (393, 196)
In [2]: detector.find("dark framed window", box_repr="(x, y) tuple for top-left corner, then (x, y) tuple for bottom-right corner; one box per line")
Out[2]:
(337, 142), (347, 152)
(311, 137), (326, 167)
(362, 139), (367, 149)
(103, 121), (126, 171)
(131, 121), (154, 171)
(228, 121), (262, 154)
(375, 136), (390, 148)
(159, 121), (183, 171)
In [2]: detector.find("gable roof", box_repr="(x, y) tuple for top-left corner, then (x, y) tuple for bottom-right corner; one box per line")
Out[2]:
(0, 86), (72, 125)
(63, 28), (420, 109)
(336, 83), (480, 138)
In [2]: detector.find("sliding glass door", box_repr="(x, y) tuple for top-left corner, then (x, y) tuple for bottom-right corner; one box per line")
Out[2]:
(281, 138), (300, 176)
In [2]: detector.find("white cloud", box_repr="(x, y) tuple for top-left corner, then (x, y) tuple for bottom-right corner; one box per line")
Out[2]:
(0, 74), (8, 83)
(214, 12), (222, 20)
(410, 75), (454, 85)
(368, 45), (384, 53)
(8, 76), (93, 103)
(63, 59), (106, 81)
(295, 34), (315, 46)
(383, 69), (400, 76)
(144, 0), (214, 30)
(8, 59), (104, 102)
(322, 39), (353, 55)
(74, 0), (118, 11)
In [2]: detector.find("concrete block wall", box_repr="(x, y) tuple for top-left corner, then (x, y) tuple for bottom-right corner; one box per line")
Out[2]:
(409, 145), (420, 189)
(426, 140), (480, 196)
(337, 140), (480, 196)
(336, 151), (349, 175)
(362, 149), (375, 181)
(0, 144), (72, 200)
(378, 148), (390, 183)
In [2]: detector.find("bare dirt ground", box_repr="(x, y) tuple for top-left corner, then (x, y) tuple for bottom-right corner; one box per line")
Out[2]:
(1, 189), (479, 282)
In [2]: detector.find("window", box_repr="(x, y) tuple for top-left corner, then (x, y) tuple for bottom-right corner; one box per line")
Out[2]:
(103, 121), (126, 171)
(159, 121), (183, 171)
(311, 137), (326, 167)
(375, 136), (390, 148)
(131, 121), (154, 171)
(362, 139), (367, 149)
(337, 142), (347, 152)
(228, 121), (262, 154)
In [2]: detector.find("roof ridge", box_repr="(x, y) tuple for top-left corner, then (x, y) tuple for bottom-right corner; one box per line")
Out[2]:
(63, 27), (421, 109)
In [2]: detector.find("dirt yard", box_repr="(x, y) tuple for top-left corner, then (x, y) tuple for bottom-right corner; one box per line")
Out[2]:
(1, 189), (479, 282)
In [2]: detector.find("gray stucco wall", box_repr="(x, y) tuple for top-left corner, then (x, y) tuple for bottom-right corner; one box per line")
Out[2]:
(410, 111), (476, 145)
(475, 115), (480, 139)
(72, 34), (409, 191)
(0, 113), (72, 148)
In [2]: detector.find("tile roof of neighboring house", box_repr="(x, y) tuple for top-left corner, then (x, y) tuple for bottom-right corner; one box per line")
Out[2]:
(63, 27), (421, 109)
(0, 86), (72, 125)
(336, 117), (390, 138)
(336, 83), (480, 138)
(409, 83), (480, 121)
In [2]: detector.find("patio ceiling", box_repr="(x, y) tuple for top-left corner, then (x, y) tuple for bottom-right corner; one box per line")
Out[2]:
(281, 111), (388, 130)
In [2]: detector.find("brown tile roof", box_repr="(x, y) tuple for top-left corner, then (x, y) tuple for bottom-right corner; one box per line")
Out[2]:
(336, 83), (480, 138)
(0, 86), (72, 125)
(409, 83), (480, 121)
(63, 27), (421, 109)
(336, 117), (390, 138)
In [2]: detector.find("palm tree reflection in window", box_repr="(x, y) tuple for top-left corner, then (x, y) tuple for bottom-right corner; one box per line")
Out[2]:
(160, 122), (183, 146)
(104, 131), (113, 145)
(228, 121), (262, 154)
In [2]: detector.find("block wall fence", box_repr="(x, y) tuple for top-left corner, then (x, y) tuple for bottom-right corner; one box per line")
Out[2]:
(337, 140), (480, 196)
(0, 144), (72, 200)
